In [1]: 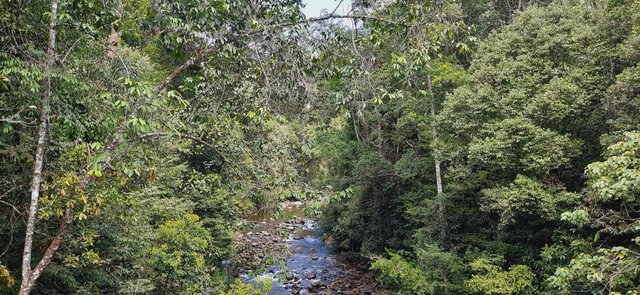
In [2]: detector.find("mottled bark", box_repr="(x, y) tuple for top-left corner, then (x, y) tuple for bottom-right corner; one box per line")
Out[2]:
(19, 0), (58, 294)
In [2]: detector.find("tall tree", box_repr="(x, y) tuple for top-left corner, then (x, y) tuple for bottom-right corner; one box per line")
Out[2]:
(19, 0), (59, 293)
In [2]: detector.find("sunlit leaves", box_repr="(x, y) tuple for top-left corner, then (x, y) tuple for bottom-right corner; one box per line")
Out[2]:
(150, 214), (212, 284)
(466, 257), (535, 295)
(482, 175), (580, 228)
(560, 209), (590, 227)
(586, 132), (640, 203)
(38, 172), (106, 221)
(0, 264), (14, 288)
(468, 118), (580, 175)
(551, 132), (640, 292)
(371, 252), (434, 294)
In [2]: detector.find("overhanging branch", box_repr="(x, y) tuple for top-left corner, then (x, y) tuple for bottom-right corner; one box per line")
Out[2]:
(154, 12), (405, 93)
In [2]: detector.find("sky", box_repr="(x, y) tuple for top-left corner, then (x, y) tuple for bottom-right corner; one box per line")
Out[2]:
(302, 0), (351, 17)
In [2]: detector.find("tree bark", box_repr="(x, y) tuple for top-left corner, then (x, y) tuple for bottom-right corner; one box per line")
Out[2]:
(19, 0), (58, 294)
(427, 73), (446, 241)
(351, 112), (361, 142)
(427, 74), (443, 196)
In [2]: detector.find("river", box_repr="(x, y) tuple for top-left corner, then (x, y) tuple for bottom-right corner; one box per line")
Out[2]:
(235, 203), (385, 294)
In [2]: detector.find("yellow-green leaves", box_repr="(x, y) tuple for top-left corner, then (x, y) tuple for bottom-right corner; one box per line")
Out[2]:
(0, 264), (14, 288)
(371, 252), (434, 295)
(466, 257), (535, 295)
(150, 214), (213, 285)
(222, 278), (272, 295)
(0, 75), (8, 90)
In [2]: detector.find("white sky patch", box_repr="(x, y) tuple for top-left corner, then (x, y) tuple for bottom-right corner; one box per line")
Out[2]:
(302, 0), (352, 17)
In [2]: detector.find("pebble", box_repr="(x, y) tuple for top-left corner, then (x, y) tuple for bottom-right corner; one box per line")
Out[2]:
(311, 280), (322, 288)
(306, 272), (316, 279)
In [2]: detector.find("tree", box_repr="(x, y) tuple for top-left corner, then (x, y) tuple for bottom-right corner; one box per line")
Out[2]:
(19, 1), (59, 293)
(552, 132), (640, 293)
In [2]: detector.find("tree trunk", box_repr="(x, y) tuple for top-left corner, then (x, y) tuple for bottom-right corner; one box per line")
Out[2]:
(19, 0), (58, 294)
(427, 74), (443, 196)
(351, 111), (361, 142)
(427, 73), (446, 241)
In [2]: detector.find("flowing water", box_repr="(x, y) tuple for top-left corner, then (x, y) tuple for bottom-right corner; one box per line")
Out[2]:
(240, 218), (343, 294)
(237, 203), (382, 294)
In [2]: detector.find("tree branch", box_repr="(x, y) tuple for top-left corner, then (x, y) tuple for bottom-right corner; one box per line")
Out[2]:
(0, 118), (36, 127)
(154, 13), (405, 93)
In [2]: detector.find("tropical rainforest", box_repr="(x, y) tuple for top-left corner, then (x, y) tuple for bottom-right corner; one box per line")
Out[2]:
(1, 0), (639, 294)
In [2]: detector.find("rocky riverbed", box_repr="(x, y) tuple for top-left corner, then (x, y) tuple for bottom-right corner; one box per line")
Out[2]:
(231, 203), (387, 294)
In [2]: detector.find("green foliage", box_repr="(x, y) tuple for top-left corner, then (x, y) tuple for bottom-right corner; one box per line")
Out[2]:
(482, 175), (580, 228)
(2, 0), (640, 294)
(1, 0), (315, 293)
(222, 279), (272, 295)
(414, 245), (467, 294)
(549, 247), (640, 294)
(315, 0), (640, 294)
(371, 252), (434, 294)
(468, 118), (580, 176)
(586, 131), (640, 203)
(550, 132), (640, 293)
(150, 214), (211, 281)
(465, 257), (535, 295)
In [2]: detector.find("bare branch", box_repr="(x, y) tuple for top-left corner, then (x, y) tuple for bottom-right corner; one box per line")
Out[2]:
(0, 200), (21, 215)
(0, 118), (36, 126)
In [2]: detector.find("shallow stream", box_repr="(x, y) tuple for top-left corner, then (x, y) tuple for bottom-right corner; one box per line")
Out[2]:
(240, 218), (344, 294)
(236, 203), (382, 294)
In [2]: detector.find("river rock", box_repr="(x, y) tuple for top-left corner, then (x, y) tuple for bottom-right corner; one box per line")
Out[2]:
(311, 280), (323, 288)
(306, 272), (316, 279)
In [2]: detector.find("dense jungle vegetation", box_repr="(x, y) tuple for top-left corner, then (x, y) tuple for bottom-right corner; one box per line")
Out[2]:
(1, 0), (640, 294)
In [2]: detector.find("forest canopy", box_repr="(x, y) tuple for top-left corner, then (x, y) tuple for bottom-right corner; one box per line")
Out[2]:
(1, 0), (639, 294)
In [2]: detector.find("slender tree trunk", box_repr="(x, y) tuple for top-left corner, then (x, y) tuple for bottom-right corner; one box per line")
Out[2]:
(19, 0), (58, 294)
(427, 73), (446, 241)
(351, 111), (361, 142)
(427, 74), (443, 196)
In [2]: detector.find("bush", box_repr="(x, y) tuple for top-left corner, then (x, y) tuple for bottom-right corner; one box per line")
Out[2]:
(371, 252), (434, 294)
